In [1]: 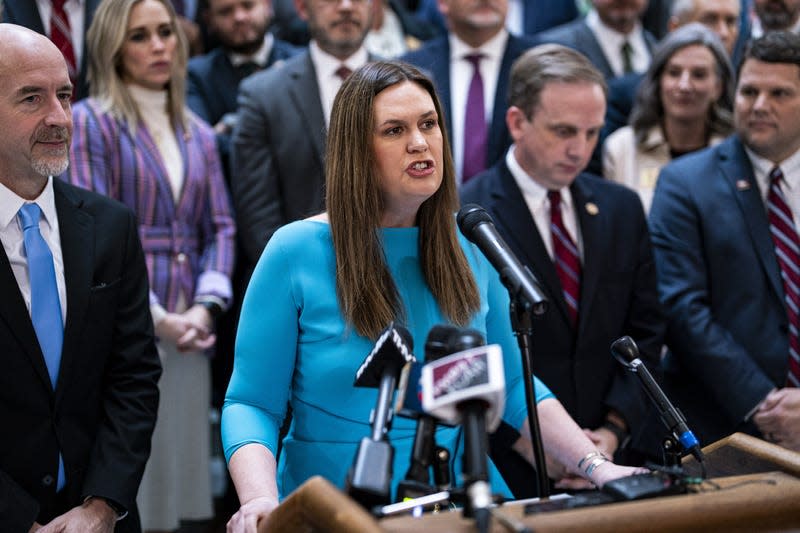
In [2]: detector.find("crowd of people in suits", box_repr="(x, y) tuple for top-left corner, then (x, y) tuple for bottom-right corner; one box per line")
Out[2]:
(2, 0), (800, 532)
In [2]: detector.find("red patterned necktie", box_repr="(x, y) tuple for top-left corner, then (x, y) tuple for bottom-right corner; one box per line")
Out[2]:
(462, 53), (487, 182)
(548, 190), (581, 328)
(767, 166), (800, 387)
(335, 65), (352, 81)
(50, 0), (77, 86)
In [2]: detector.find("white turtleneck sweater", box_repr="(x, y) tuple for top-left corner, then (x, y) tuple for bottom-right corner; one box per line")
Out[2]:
(127, 84), (184, 201)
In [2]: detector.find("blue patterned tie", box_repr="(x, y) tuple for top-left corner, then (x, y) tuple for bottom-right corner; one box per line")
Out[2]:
(19, 203), (66, 490)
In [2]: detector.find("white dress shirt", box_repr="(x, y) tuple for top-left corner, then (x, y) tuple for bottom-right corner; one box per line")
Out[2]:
(229, 33), (275, 68)
(35, 0), (85, 69)
(309, 41), (370, 127)
(449, 30), (509, 183)
(506, 146), (584, 261)
(0, 177), (67, 323)
(585, 9), (650, 77)
(747, 146), (800, 221)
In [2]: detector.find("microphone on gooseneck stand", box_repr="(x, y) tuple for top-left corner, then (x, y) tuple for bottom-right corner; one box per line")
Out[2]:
(457, 204), (548, 315)
(420, 326), (506, 533)
(610, 336), (706, 476)
(346, 322), (416, 509)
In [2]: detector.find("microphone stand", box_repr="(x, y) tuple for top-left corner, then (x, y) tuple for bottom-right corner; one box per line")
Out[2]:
(509, 300), (550, 499)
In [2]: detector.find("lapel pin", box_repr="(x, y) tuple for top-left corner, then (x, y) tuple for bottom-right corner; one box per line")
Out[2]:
(585, 202), (599, 215)
(736, 179), (751, 191)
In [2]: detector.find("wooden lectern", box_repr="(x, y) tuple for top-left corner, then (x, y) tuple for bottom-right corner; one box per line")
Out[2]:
(261, 433), (800, 532)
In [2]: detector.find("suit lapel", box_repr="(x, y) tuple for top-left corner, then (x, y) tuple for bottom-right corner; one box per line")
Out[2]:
(52, 180), (93, 402)
(577, 21), (614, 78)
(0, 239), (53, 391)
(721, 137), (785, 302)
(570, 176), (602, 336)
(490, 162), (573, 325)
(429, 39), (453, 140)
(288, 53), (326, 165)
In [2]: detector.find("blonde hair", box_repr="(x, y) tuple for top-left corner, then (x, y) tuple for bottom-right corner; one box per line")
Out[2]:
(86, 0), (189, 130)
(326, 61), (480, 339)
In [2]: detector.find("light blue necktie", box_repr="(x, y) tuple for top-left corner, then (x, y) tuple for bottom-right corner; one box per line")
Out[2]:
(18, 203), (66, 491)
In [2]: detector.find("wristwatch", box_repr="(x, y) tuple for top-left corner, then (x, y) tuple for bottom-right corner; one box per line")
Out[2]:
(602, 420), (631, 450)
(195, 299), (223, 320)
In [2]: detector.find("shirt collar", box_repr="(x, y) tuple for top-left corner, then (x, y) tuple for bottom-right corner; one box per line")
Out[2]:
(586, 9), (642, 46)
(506, 144), (575, 210)
(228, 33), (274, 67)
(449, 28), (509, 63)
(309, 40), (369, 79)
(0, 176), (58, 233)
(747, 145), (800, 196)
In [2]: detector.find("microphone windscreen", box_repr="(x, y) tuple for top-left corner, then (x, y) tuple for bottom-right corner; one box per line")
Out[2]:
(354, 323), (415, 387)
(610, 335), (640, 366)
(457, 204), (493, 241)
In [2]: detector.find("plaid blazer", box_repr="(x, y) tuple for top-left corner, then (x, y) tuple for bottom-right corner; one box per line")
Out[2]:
(67, 98), (235, 311)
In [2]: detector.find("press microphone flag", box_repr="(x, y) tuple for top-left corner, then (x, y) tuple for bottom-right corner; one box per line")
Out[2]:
(420, 344), (505, 431)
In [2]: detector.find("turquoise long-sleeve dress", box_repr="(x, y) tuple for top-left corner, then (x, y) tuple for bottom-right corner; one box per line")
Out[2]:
(222, 220), (553, 499)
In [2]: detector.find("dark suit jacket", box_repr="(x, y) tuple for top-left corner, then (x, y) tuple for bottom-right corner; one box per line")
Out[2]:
(648, 136), (789, 448)
(535, 19), (658, 79)
(186, 39), (302, 130)
(3, 0), (100, 100)
(402, 33), (538, 177)
(186, 39), (302, 174)
(461, 160), (664, 433)
(271, 0), (438, 47)
(0, 179), (161, 532)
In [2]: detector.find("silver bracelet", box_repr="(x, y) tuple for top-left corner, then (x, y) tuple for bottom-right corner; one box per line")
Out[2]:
(577, 451), (607, 470)
(584, 456), (610, 477)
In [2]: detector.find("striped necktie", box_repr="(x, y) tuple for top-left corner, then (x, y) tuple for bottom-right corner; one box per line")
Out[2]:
(50, 0), (77, 87)
(766, 166), (800, 387)
(548, 190), (581, 328)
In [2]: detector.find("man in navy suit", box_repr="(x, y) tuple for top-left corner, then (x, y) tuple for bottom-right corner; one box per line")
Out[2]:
(2, 0), (100, 100)
(402, 0), (538, 183)
(535, 0), (657, 79)
(187, 0), (300, 171)
(0, 24), (160, 532)
(649, 31), (800, 453)
(462, 44), (664, 493)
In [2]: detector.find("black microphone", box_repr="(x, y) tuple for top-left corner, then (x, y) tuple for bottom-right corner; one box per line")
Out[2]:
(457, 204), (548, 315)
(346, 323), (415, 508)
(610, 336), (704, 465)
(420, 325), (499, 533)
(396, 326), (458, 500)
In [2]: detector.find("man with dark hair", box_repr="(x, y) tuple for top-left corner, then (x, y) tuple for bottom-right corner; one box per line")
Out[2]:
(187, 0), (300, 172)
(0, 24), (160, 532)
(649, 31), (800, 453)
(231, 0), (374, 274)
(461, 44), (664, 494)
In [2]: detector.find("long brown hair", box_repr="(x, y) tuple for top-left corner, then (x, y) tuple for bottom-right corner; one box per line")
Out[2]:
(326, 60), (480, 339)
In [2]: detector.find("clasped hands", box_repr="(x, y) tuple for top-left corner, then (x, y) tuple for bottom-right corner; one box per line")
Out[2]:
(155, 304), (216, 352)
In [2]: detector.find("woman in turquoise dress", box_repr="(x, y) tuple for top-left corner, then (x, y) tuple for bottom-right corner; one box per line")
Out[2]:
(222, 60), (644, 530)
